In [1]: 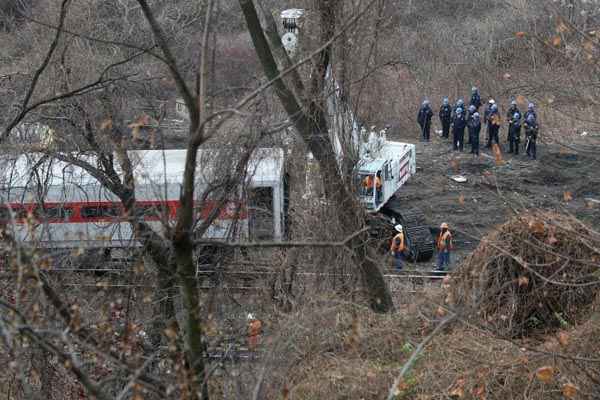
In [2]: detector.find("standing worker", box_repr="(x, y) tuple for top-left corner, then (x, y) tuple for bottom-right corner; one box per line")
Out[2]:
(506, 100), (521, 143)
(452, 107), (466, 152)
(468, 112), (481, 156)
(247, 313), (262, 351)
(390, 224), (406, 272)
(466, 105), (476, 145)
(436, 223), (453, 272)
(453, 98), (465, 118)
(483, 99), (495, 148)
(417, 100), (434, 141)
(487, 104), (501, 148)
(524, 114), (538, 160)
(507, 112), (522, 154)
(469, 87), (482, 111)
(524, 103), (537, 122)
(439, 98), (452, 139)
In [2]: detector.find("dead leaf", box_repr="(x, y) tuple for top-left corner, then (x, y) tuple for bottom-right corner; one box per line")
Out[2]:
(551, 35), (562, 47)
(515, 31), (526, 38)
(516, 95), (527, 105)
(100, 119), (113, 131)
(529, 220), (545, 234)
(458, 194), (465, 205)
(558, 331), (570, 347)
(518, 276), (529, 287)
(436, 306), (447, 317)
(450, 158), (460, 173)
(472, 384), (486, 400)
(562, 383), (578, 399)
(449, 378), (466, 398)
(563, 191), (573, 202)
(535, 366), (555, 383)
(556, 17), (570, 33)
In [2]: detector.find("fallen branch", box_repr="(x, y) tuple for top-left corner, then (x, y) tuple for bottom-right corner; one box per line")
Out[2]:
(386, 314), (456, 400)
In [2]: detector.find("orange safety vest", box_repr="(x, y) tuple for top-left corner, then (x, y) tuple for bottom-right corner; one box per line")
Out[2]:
(436, 231), (453, 251)
(390, 232), (405, 253)
(248, 319), (262, 350)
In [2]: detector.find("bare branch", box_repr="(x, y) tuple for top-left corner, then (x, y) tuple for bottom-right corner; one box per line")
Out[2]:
(386, 314), (457, 400)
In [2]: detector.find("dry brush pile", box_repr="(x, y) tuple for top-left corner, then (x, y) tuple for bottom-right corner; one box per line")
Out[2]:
(447, 210), (600, 338)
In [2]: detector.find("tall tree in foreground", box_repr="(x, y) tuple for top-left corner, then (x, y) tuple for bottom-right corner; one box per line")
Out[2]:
(239, 0), (394, 312)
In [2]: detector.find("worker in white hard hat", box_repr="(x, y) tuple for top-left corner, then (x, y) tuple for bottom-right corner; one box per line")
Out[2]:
(247, 313), (262, 350)
(390, 224), (407, 271)
(436, 222), (453, 271)
(483, 99), (495, 148)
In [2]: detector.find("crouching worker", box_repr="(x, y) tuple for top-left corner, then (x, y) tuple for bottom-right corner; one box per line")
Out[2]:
(436, 223), (453, 272)
(390, 224), (406, 272)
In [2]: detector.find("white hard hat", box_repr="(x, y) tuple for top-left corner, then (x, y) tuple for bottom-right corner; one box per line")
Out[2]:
(395, 224), (403, 232)
(489, 99), (495, 104)
(247, 313), (255, 320)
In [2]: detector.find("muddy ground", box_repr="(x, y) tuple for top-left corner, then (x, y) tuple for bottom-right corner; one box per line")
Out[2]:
(388, 128), (600, 271)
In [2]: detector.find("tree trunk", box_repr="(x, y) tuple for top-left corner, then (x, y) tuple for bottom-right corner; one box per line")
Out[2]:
(239, 0), (393, 312)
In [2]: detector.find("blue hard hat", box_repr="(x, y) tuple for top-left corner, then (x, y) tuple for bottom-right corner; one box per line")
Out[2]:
(443, 98), (449, 105)
(457, 99), (464, 106)
(473, 112), (480, 120)
(469, 105), (476, 112)
(456, 107), (463, 114)
(528, 103), (535, 110)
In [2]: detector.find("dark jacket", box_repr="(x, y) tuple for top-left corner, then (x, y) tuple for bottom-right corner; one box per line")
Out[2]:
(453, 114), (467, 130)
(418, 106), (433, 126)
(468, 117), (481, 133)
(506, 106), (521, 125)
(439, 104), (452, 122)
(469, 93), (482, 109)
(524, 110), (537, 124)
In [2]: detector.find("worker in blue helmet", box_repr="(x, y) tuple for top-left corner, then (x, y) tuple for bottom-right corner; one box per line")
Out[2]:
(469, 86), (482, 111)
(524, 114), (538, 160)
(417, 100), (434, 142)
(466, 105), (477, 144)
(468, 112), (481, 156)
(508, 112), (522, 154)
(452, 107), (466, 152)
(439, 98), (452, 139)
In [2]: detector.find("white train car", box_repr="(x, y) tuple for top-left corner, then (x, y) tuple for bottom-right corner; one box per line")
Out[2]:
(0, 149), (287, 250)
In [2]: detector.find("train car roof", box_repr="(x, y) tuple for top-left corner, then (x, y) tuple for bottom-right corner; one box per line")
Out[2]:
(0, 148), (285, 189)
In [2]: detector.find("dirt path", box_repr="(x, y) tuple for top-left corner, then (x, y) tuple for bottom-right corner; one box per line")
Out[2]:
(389, 129), (600, 270)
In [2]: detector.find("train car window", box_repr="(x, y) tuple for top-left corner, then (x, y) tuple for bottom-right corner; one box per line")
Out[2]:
(81, 205), (120, 218)
(0, 207), (10, 221)
(12, 206), (28, 219)
(136, 204), (168, 218)
(35, 206), (73, 220)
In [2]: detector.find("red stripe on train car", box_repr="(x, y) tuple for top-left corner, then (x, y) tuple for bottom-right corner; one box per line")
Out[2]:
(0, 200), (247, 224)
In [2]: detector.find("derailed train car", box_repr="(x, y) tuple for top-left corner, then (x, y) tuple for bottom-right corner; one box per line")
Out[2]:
(0, 149), (287, 255)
